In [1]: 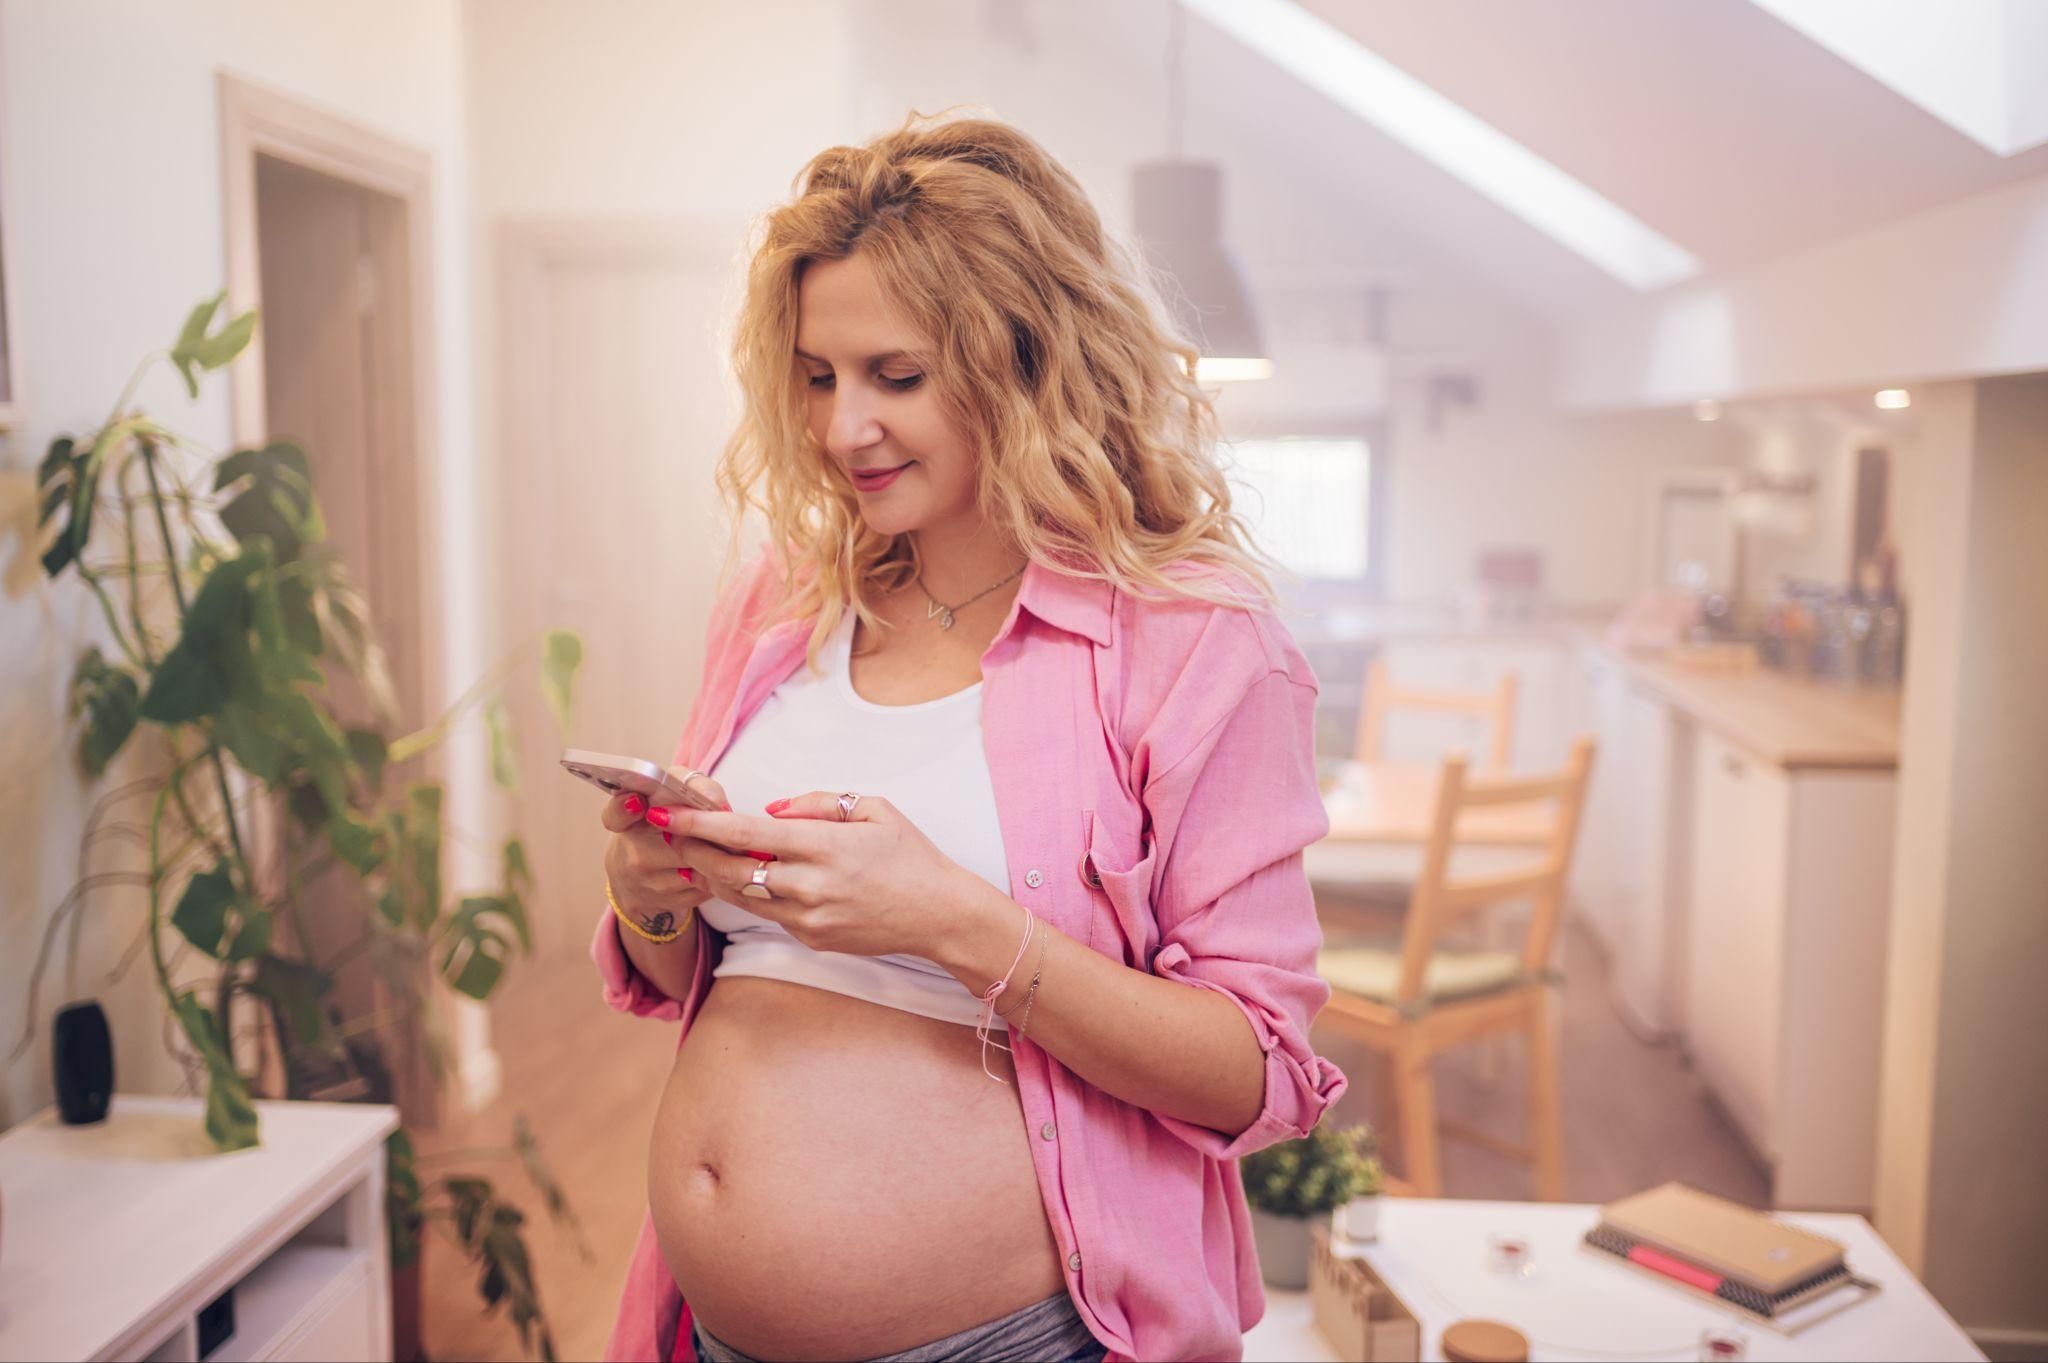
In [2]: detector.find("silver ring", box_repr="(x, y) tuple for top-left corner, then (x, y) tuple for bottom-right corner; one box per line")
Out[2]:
(740, 862), (775, 899)
(836, 792), (862, 822)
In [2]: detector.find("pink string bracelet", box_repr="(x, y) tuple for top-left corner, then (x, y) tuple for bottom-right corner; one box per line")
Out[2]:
(976, 904), (1037, 1084)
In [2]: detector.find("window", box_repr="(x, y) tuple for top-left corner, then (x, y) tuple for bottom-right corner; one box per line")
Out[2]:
(1223, 434), (1376, 582)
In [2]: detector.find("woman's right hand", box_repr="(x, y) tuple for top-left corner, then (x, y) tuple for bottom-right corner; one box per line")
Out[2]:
(602, 768), (727, 939)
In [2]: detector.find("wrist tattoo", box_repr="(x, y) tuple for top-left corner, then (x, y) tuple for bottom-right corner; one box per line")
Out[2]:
(639, 910), (676, 935)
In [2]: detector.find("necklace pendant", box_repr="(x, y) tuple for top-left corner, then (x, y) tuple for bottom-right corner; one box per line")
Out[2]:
(927, 599), (956, 630)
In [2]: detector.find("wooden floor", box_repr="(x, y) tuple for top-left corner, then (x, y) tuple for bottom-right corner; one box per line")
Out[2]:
(414, 911), (1766, 1362)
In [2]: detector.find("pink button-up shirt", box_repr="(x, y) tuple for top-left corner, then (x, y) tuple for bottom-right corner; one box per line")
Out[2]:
(592, 545), (1348, 1363)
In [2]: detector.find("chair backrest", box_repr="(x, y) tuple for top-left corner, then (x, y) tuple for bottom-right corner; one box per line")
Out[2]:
(1354, 658), (1518, 772)
(1389, 736), (1597, 1006)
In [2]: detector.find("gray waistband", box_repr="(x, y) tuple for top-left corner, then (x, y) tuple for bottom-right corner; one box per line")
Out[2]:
(692, 1290), (1096, 1363)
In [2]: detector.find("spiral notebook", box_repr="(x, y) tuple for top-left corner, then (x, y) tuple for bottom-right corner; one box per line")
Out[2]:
(1582, 1183), (1880, 1333)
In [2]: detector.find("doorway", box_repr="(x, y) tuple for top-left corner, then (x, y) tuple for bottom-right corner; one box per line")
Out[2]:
(218, 73), (453, 1125)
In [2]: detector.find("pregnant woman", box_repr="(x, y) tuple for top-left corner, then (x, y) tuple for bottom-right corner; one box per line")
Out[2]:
(592, 114), (1348, 1363)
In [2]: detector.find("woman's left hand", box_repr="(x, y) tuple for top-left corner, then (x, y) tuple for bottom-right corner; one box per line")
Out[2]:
(653, 792), (972, 959)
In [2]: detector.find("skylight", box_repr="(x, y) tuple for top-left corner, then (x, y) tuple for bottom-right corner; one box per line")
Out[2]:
(1178, 0), (1701, 292)
(1747, 0), (2048, 157)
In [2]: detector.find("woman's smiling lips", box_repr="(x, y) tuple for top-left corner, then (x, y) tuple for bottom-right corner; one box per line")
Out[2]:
(851, 461), (912, 491)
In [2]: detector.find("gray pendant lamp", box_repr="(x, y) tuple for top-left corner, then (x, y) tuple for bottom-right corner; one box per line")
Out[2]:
(1133, 2), (1272, 381)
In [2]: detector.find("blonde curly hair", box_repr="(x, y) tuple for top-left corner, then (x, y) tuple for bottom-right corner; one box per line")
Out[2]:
(711, 110), (1293, 669)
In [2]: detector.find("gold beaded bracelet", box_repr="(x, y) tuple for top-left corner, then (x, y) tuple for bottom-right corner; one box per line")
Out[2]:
(608, 878), (691, 945)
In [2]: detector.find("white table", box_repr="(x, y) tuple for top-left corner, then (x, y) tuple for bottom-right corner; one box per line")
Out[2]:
(1242, 1199), (1983, 1362)
(0, 1094), (397, 1362)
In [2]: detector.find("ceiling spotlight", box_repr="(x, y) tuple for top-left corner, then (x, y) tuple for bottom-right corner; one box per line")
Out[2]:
(1693, 399), (1722, 422)
(1875, 389), (1911, 410)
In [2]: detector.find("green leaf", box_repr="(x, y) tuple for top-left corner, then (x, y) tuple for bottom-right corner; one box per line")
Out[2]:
(171, 860), (238, 955)
(328, 812), (385, 876)
(503, 837), (532, 901)
(540, 630), (582, 734)
(376, 884), (406, 929)
(35, 435), (75, 526)
(214, 441), (314, 511)
(37, 429), (75, 489)
(192, 308), (257, 369)
(386, 1131), (424, 1268)
(173, 291), (222, 363)
(403, 783), (443, 931)
(173, 991), (259, 1151)
(139, 543), (273, 724)
(249, 954), (333, 1050)
(216, 699), (291, 782)
(485, 698), (519, 790)
(512, 1114), (582, 1243)
(68, 646), (142, 777)
(277, 574), (324, 656)
(346, 727), (388, 793)
(225, 906), (274, 962)
(441, 898), (510, 1000)
(37, 430), (106, 580)
(216, 442), (316, 566)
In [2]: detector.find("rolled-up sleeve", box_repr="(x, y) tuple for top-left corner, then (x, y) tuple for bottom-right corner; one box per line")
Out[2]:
(1141, 666), (1347, 1161)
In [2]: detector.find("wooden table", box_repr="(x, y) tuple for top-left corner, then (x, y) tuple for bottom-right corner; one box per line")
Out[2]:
(1309, 761), (1554, 887)
(1243, 1198), (1983, 1362)
(1321, 760), (1555, 846)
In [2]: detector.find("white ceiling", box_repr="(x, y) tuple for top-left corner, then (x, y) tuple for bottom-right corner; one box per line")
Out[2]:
(1150, 0), (2048, 321)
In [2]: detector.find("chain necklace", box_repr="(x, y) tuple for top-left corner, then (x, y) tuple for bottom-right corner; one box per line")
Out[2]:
(916, 560), (1028, 631)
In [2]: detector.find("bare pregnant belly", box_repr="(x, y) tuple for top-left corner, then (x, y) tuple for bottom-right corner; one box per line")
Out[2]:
(649, 975), (1068, 1361)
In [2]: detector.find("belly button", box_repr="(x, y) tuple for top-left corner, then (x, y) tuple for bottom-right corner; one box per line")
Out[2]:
(692, 1161), (722, 1190)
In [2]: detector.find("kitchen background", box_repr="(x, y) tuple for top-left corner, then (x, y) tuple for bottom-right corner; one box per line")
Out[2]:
(1, 2), (2043, 1359)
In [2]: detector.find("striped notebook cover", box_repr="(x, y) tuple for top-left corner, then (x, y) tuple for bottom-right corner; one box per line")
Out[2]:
(1582, 1183), (1870, 1324)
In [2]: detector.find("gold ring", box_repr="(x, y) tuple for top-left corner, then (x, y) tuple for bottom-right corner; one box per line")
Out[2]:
(741, 863), (775, 899)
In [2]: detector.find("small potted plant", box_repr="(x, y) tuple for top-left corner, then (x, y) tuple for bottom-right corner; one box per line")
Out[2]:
(1239, 1120), (1383, 1289)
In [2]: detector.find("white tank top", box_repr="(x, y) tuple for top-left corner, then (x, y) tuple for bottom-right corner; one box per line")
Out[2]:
(697, 607), (1011, 1029)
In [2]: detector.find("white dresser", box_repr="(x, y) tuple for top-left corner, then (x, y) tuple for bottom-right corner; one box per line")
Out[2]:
(0, 1094), (397, 1363)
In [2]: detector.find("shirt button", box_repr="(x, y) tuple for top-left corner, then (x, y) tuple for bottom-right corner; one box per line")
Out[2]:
(1067, 1251), (1083, 1273)
(1080, 854), (1101, 888)
(1040, 1121), (1057, 1141)
(1024, 868), (1043, 889)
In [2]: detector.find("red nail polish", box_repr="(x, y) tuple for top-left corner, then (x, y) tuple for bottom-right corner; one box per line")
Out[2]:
(623, 794), (645, 815)
(765, 798), (792, 815)
(645, 805), (672, 828)
(747, 850), (776, 861)
(677, 867), (694, 881)
(661, 831), (673, 846)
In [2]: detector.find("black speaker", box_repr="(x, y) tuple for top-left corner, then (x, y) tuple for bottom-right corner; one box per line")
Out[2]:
(53, 1000), (113, 1125)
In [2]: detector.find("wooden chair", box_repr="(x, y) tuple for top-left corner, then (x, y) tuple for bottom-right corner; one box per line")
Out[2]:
(1315, 736), (1596, 1200)
(1353, 658), (1518, 772)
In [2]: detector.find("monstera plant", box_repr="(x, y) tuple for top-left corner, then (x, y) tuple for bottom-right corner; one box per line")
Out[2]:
(13, 292), (582, 1360)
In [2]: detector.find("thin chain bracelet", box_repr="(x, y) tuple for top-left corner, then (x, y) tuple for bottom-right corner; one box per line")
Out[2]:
(1004, 932), (1049, 1036)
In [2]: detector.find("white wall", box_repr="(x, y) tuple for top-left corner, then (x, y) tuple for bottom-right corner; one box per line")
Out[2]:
(1560, 169), (2048, 409)
(0, 0), (475, 1129)
(1875, 374), (2048, 1343)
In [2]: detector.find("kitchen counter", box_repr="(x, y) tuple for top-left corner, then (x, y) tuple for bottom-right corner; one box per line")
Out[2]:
(1589, 641), (1900, 771)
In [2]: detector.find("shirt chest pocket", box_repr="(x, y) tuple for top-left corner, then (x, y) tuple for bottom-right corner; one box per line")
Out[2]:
(1079, 807), (1159, 968)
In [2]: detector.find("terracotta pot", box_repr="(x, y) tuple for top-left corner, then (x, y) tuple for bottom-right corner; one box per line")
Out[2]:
(1250, 1206), (1312, 1289)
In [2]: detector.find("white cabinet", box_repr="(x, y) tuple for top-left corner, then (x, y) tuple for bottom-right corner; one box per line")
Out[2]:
(1570, 647), (1692, 1039)
(1569, 643), (1901, 1210)
(1686, 728), (1790, 1155)
(0, 1095), (397, 1362)
(1682, 731), (1897, 1209)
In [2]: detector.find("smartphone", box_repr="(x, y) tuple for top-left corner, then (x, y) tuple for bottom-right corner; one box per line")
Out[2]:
(560, 749), (729, 812)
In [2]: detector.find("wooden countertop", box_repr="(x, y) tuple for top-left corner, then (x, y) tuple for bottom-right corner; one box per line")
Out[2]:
(1593, 642), (1901, 772)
